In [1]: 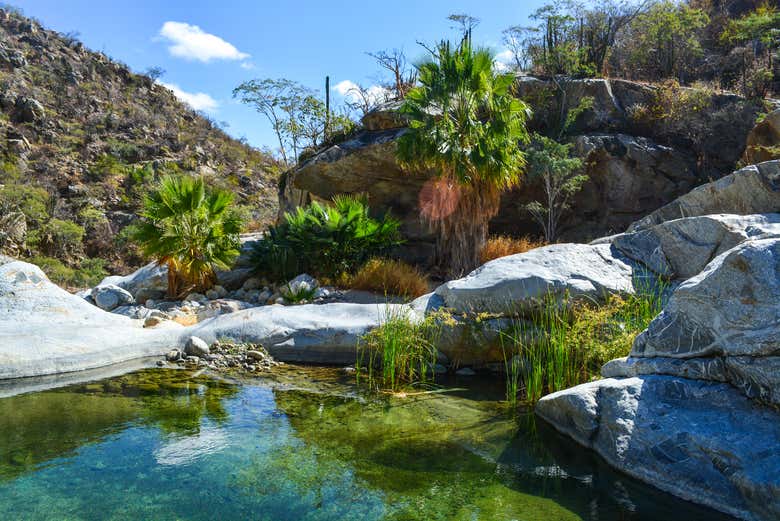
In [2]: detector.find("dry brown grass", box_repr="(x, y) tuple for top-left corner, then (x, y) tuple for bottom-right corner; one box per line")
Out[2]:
(479, 235), (545, 264)
(349, 258), (430, 299)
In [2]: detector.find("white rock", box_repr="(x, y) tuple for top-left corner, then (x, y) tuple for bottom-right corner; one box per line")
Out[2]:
(434, 243), (635, 315)
(93, 284), (134, 311)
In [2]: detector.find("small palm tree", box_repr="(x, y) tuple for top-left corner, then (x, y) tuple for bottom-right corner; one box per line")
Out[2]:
(397, 38), (531, 277)
(131, 175), (242, 297)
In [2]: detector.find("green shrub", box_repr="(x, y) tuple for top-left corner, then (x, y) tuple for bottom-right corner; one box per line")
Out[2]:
(251, 195), (403, 281)
(88, 154), (130, 180)
(28, 256), (108, 288)
(38, 219), (85, 259)
(0, 184), (50, 226)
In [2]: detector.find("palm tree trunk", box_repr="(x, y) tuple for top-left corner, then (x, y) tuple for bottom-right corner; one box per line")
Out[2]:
(424, 179), (500, 278)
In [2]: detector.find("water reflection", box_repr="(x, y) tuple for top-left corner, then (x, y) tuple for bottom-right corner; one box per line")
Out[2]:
(0, 368), (736, 521)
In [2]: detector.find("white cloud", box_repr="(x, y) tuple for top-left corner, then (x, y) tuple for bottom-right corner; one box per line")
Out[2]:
(159, 21), (249, 63)
(239, 61), (255, 70)
(159, 81), (218, 112)
(493, 49), (515, 72)
(334, 80), (390, 106)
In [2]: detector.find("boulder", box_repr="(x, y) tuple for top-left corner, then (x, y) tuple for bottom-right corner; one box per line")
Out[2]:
(743, 109), (780, 164)
(281, 273), (318, 299)
(99, 262), (168, 303)
(434, 243), (636, 315)
(612, 213), (780, 279)
(189, 303), (414, 364)
(13, 96), (44, 123)
(629, 161), (780, 231)
(632, 238), (780, 360)
(184, 336), (209, 358)
(536, 376), (780, 521)
(93, 284), (134, 311)
(0, 259), (182, 379)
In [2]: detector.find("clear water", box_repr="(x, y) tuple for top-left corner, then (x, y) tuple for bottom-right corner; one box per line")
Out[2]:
(0, 367), (734, 521)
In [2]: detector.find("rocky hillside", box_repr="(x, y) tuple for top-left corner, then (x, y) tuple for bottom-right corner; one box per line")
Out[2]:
(0, 7), (280, 285)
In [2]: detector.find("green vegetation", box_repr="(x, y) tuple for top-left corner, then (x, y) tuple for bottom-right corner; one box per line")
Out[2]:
(523, 134), (587, 243)
(35, 219), (85, 259)
(356, 309), (443, 392)
(130, 175), (241, 297)
(500, 281), (666, 405)
(29, 255), (108, 288)
(397, 38), (530, 277)
(251, 195), (402, 282)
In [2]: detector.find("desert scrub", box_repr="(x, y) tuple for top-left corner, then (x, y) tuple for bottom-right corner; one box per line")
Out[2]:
(348, 258), (429, 299)
(479, 235), (544, 264)
(28, 256), (107, 289)
(356, 309), (444, 392)
(501, 282), (665, 405)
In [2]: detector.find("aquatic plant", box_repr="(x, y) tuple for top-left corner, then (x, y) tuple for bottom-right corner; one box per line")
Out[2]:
(356, 308), (443, 392)
(501, 279), (667, 404)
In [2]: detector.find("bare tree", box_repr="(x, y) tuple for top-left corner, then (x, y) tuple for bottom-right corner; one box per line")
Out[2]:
(448, 13), (481, 41)
(502, 25), (539, 70)
(366, 49), (417, 99)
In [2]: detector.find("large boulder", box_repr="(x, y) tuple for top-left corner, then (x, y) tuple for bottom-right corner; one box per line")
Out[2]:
(612, 213), (780, 279)
(99, 262), (168, 303)
(743, 109), (780, 165)
(0, 259), (182, 379)
(629, 161), (780, 231)
(434, 243), (636, 315)
(536, 376), (780, 521)
(632, 238), (780, 360)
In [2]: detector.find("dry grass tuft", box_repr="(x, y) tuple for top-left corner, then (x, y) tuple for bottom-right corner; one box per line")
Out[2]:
(349, 258), (429, 299)
(480, 235), (545, 264)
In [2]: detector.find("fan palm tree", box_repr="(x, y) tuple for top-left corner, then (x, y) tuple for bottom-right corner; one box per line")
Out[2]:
(397, 38), (531, 277)
(131, 175), (242, 297)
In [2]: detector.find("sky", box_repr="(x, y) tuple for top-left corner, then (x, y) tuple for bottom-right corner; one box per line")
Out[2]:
(11, 0), (545, 151)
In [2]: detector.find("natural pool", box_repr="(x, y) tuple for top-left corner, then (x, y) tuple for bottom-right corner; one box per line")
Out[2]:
(0, 367), (734, 521)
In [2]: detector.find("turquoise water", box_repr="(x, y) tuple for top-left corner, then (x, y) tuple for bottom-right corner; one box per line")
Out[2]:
(0, 367), (734, 521)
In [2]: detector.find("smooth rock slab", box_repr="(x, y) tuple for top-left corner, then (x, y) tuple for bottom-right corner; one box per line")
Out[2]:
(188, 303), (413, 365)
(536, 376), (780, 521)
(434, 243), (635, 315)
(0, 260), (182, 379)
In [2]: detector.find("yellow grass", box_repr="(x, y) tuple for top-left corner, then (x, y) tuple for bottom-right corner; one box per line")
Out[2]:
(349, 258), (429, 299)
(479, 235), (545, 264)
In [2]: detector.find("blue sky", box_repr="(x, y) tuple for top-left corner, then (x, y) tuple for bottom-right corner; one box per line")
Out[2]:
(12, 0), (544, 151)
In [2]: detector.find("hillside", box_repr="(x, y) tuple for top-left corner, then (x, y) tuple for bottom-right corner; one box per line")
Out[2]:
(0, 6), (280, 286)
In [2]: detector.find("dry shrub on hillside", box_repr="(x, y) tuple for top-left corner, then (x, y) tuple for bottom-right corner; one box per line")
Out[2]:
(349, 258), (429, 299)
(479, 235), (545, 264)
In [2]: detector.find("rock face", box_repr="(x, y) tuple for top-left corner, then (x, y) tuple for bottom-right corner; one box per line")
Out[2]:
(631, 238), (780, 371)
(612, 213), (780, 279)
(539, 236), (780, 521)
(434, 243), (636, 314)
(743, 109), (780, 164)
(287, 77), (763, 261)
(630, 160), (780, 231)
(536, 376), (780, 521)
